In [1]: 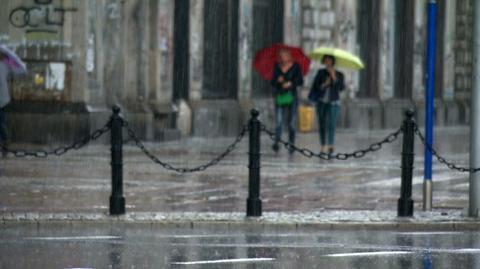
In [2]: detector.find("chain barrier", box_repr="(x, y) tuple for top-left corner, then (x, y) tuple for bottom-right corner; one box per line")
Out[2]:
(0, 121), (111, 158)
(260, 124), (403, 160)
(1, 112), (403, 167)
(122, 120), (248, 173)
(414, 123), (480, 173)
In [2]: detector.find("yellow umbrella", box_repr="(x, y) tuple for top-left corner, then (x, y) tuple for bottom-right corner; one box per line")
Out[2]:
(309, 47), (364, 70)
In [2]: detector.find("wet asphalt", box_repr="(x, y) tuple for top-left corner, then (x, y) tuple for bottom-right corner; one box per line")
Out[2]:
(1, 223), (480, 269)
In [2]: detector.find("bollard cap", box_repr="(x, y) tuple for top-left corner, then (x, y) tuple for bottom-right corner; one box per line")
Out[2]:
(404, 109), (415, 118)
(250, 109), (259, 118)
(112, 105), (121, 114)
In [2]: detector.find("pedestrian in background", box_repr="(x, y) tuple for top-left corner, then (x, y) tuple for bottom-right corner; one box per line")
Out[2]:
(0, 50), (26, 156)
(270, 49), (304, 154)
(309, 55), (344, 156)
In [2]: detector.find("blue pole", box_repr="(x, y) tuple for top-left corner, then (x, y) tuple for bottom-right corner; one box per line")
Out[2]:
(423, 252), (433, 269)
(424, 0), (437, 211)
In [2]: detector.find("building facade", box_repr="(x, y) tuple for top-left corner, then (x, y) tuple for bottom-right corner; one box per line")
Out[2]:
(0, 0), (474, 143)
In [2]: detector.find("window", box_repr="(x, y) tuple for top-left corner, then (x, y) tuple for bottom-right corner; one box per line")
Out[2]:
(12, 60), (71, 101)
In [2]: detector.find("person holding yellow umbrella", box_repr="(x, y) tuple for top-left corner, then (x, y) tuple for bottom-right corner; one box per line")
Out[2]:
(308, 47), (364, 156)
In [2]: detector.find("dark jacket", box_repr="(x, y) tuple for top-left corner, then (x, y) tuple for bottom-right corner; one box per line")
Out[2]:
(270, 62), (304, 98)
(309, 68), (344, 103)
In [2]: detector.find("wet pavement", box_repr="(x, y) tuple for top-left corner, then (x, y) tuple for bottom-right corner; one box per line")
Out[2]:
(1, 223), (480, 268)
(0, 127), (471, 214)
(0, 127), (477, 268)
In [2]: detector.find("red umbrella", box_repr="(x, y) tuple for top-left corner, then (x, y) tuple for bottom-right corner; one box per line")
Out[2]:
(253, 43), (311, 81)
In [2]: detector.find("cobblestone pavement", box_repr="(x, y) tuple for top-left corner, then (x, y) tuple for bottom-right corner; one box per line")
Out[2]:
(0, 126), (472, 215)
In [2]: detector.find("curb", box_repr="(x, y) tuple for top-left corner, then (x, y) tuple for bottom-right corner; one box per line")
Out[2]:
(2, 211), (480, 230)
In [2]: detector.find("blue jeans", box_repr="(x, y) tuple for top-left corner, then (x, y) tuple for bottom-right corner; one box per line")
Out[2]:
(0, 107), (6, 145)
(275, 103), (297, 145)
(316, 102), (339, 146)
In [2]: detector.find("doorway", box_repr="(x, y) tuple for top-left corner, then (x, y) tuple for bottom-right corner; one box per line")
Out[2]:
(173, 0), (190, 101)
(202, 0), (239, 99)
(251, 0), (284, 98)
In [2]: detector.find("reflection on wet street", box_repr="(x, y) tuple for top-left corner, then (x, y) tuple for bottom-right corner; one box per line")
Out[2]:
(1, 223), (479, 269)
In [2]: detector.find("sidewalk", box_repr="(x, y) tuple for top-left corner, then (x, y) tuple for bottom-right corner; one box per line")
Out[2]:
(0, 126), (475, 227)
(2, 210), (479, 230)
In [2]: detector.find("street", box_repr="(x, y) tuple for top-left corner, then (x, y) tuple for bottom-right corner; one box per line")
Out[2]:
(1, 223), (479, 268)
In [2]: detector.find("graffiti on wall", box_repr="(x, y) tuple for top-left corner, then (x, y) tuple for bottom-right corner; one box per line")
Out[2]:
(9, 0), (77, 34)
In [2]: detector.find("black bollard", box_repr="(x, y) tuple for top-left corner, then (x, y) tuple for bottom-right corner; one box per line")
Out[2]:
(398, 109), (415, 217)
(110, 106), (126, 215)
(247, 109), (262, 217)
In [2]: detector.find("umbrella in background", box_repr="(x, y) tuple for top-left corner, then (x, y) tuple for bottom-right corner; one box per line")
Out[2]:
(253, 43), (311, 81)
(0, 45), (27, 74)
(309, 47), (364, 70)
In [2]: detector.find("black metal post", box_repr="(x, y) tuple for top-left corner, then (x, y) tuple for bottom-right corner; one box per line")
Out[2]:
(247, 109), (262, 217)
(110, 106), (126, 215)
(398, 109), (415, 217)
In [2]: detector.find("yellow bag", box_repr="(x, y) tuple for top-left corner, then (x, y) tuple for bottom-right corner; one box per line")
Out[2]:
(298, 105), (315, 132)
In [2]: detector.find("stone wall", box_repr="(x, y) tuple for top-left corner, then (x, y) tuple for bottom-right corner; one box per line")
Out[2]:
(1, 0), (178, 143)
(300, 0), (357, 95)
(0, 0), (474, 145)
(301, 0), (335, 52)
(454, 0), (474, 101)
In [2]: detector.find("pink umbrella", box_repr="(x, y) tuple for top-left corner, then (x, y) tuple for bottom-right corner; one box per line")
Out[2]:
(0, 45), (27, 74)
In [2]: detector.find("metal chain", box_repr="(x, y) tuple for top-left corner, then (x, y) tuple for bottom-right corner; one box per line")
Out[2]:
(0, 121), (111, 158)
(260, 124), (402, 160)
(122, 120), (247, 173)
(414, 124), (480, 173)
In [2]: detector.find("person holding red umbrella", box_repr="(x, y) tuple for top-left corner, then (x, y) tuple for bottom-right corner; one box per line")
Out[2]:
(253, 44), (310, 154)
(270, 49), (304, 154)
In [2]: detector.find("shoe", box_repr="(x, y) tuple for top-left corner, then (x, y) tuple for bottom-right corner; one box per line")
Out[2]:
(272, 143), (279, 153)
(328, 147), (334, 159)
(320, 145), (327, 155)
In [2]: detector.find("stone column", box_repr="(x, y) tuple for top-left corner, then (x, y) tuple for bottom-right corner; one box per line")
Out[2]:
(332, 0), (357, 96)
(443, 0), (456, 100)
(121, 0), (140, 106)
(137, 0), (150, 103)
(70, 0), (88, 103)
(149, 0), (174, 104)
(103, 0), (124, 106)
(442, 0), (459, 125)
(284, 0), (302, 45)
(412, 0), (426, 101)
(382, 0), (396, 100)
(189, 0), (204, 101)
(238, 0), (253, 100)
(86, 0), (106, 107)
